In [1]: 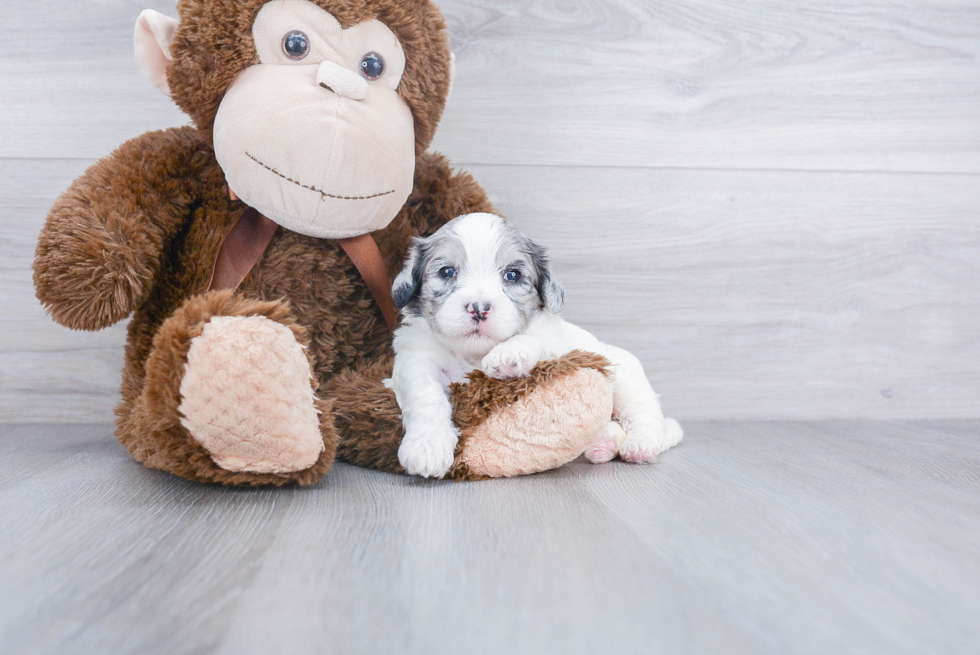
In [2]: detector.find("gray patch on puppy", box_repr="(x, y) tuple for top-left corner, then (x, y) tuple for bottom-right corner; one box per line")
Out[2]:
(493, 221), (565, 317)
(392, 213), (564, 349)
(393, 225), (468, 321)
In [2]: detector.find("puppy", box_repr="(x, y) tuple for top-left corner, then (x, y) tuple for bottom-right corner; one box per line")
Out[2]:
(387, 213), (683, 478)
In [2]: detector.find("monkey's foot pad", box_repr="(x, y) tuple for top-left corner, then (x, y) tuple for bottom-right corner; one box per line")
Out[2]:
(450, 351), (614, 479)
(178, 315), (324, 474)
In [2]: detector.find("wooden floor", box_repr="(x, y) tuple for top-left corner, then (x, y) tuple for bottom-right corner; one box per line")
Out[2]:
(1, 2), (977, 652)
(2, 421), (977, 655)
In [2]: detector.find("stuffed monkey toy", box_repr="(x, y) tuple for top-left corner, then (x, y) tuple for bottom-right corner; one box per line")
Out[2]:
(33, 0), (614, 486)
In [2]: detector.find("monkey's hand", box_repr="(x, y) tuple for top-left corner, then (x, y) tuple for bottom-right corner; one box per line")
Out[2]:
(33, 127), (203, 331)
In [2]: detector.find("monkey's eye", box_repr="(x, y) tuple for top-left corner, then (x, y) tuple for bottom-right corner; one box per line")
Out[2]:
(359, 52), (386, 80)
(282, 31), (311, 60)
(438, 267), (457, 280)
(504, 270), (522, 282)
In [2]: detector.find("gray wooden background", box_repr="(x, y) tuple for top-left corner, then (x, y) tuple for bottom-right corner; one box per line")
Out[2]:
(2, 0), (978, 423)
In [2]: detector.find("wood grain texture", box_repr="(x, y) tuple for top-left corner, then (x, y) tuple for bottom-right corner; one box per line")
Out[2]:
(0, 158), (127, 423)
(437, 0), (980, 172)
(2, 4), (978, 652)
(1, 0), (978, 420)
(0, 0), (189, 161)
(1, 421), (978, 654)
(1, 1), (978, 172)
(485, 165), (980, 420)
(4, 158), (977, 421)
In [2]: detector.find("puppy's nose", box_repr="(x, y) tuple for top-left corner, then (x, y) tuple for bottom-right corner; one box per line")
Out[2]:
(467, 302), (491, 321)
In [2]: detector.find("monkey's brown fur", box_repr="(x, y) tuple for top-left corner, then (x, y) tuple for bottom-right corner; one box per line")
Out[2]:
(33, 0), (602, 486)
(167, 0), (452, 153)
(450, 351), (611, 431)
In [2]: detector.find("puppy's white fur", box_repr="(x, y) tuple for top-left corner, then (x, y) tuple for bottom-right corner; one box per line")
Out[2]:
(387, 213), (682, 478)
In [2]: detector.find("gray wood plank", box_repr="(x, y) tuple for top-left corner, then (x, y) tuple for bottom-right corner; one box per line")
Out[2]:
(0, 157), (126, 422)
(437, 0), (980, 172)
(5, 158), (977, 421)
(1, 1), (978, 172)
(210, 463), (755, 655)
(0, 435), (294, 655)
(0, 424), (111, 492)
(483, 164), (980, 420)
(0, 0), (189, 161)
(1, 421), (977, 654)
(576, 420), (980, 654)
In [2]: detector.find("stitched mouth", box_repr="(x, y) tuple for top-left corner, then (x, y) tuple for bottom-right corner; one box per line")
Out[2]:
(246, 152), (395, 201)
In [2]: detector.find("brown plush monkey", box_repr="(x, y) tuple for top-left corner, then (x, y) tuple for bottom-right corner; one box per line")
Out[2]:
(33, 0), (613, 486)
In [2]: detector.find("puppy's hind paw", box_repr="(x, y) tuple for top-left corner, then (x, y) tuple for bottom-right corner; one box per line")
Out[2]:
(619, 440), (659, 464)
(619, 426), (660, 464)
(585, 421), (625, 464)
(619, 418), (683, 464)
(662, 418), (684, 451)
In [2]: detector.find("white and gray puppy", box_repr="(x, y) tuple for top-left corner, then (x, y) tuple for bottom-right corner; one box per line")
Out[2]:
(387, 212), (683, 478)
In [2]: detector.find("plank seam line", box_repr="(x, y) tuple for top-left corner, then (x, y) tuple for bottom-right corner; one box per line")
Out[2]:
(4, 156), (979, 178)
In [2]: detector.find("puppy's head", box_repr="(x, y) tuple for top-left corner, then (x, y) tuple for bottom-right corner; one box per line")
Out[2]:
(393, 213), (564, 357)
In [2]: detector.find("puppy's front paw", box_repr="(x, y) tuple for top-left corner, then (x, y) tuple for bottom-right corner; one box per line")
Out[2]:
(482, 341), (540, 379)
(398, 428), (458, 478)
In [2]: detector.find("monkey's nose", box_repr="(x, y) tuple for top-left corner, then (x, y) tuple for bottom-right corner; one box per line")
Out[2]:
(316, 61), (367, 101)
(467, 302), (491, 322)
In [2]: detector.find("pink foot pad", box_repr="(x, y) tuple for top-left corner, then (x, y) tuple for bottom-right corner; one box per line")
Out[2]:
(585, 435), (617, 464)
(178, 315), (323, 474)
(585, 422), (626, 464)
(619, 443), (659, 464)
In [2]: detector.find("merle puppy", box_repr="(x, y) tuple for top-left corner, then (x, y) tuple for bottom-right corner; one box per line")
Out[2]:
(387, 213), (682, 478)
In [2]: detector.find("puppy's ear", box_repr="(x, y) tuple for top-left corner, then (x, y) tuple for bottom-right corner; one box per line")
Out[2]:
(525, 237), (565, 314)
(541, 273), (565, 314)
(392, 237), (427, 309)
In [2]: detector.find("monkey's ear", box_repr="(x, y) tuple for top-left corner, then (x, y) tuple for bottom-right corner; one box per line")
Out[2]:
(135, 10), (179, 96)
(446, 53), (456, 105)
(392, 238), (426, 309)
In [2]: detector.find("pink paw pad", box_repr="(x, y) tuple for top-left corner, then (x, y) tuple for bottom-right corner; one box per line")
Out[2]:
(585, 435), (618, 464)
(494, 363), (522, 379)
(620, 448), (659, 464)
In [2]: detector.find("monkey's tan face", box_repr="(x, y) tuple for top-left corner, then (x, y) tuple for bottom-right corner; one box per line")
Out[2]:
(212, 0), (416, 239)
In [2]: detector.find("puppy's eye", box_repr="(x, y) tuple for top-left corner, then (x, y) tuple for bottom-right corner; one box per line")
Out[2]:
(360, 52), (386, 80)
(439, 267), (457, 279)
(504, 270), (522, 282)
(283, 31), (311, 60)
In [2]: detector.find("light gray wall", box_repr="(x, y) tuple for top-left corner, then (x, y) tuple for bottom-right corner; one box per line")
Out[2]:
(1, 0), (978, 422)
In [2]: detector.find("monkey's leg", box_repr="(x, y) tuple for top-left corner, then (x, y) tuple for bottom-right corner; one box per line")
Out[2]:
(324, 359), (406, 474)
(116, 290), (337, 486)
(449, 351), (614, 479)
(326, 351), (613, 479)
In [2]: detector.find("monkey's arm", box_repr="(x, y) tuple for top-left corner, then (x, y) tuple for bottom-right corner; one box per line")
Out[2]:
(34, 126), (205, 331)
(404, 151), (496, 237)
